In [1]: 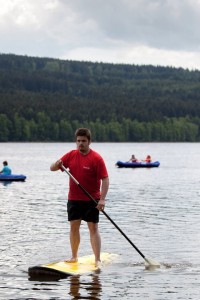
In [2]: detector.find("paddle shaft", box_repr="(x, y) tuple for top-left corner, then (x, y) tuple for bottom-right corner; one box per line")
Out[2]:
(61, 165), (148, 262)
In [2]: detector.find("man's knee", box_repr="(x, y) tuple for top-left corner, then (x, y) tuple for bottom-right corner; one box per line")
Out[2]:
(70, 220), (81, 232)
(88, 222), (99, 234)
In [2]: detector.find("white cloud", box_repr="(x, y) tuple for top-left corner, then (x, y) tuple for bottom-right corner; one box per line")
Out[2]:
(63, 45), (200, 70)
(0, 0), (200, 70)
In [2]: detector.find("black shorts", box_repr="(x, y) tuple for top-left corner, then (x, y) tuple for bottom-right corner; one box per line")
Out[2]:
(67, 200), (99, 223)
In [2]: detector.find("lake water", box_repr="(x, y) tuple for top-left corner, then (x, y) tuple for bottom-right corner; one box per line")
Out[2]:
(0, 142), (200, 300)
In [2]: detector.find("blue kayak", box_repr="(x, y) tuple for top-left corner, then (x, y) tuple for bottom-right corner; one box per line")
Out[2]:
(0, 174), (26, 181)
(116, 161), (160, 168)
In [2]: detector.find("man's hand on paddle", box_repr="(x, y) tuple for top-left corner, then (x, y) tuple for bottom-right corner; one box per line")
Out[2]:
(50, 159), (63, 171)
(96, 199), (105, 211)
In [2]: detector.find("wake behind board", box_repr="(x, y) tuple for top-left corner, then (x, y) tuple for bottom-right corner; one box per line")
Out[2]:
(28, 252), (118, 280)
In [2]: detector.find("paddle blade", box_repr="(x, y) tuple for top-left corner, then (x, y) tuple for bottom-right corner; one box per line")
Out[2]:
(144, 257), (161, 269)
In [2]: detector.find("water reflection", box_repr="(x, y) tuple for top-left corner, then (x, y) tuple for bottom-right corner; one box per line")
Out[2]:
(28, 273), (102, 299)
(69, 274), (102, 300)
(0, 181), (13, 187)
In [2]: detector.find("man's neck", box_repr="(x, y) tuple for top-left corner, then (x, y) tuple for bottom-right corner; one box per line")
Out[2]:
(79, 148), (90, 155)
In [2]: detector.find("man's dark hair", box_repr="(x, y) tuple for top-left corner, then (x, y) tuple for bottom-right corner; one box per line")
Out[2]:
(3, 161), (8, 166)
(75, 128), (91, 141)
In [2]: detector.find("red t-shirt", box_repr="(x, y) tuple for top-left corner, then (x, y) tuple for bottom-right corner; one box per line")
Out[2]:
(61, 149), (108, 201)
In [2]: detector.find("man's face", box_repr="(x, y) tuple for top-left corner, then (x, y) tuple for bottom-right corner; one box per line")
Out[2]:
(76, 135), (90, 154)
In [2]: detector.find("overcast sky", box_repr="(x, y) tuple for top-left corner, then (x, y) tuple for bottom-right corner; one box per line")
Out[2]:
(1, 0), (200, 70)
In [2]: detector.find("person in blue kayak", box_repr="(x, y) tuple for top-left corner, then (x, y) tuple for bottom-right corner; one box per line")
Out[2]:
(0, 161), (12, 175)
(128, 154), (139, 162)
(143, 155), (152, 163)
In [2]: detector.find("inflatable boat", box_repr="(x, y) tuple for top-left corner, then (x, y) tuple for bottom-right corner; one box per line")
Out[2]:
(116, 161), (160, 168)
(0, 174), (26, 182)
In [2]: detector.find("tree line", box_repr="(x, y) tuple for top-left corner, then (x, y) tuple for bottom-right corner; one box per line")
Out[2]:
(0, 53), (200, 142)
(0, 112), (199, 142)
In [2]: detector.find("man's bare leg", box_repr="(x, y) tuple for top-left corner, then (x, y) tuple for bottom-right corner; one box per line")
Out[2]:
(88, 222), (101, 266)
(65, 219), (81, 263)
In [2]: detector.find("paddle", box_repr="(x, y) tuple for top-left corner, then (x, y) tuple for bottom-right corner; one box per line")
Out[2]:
(61, 165), (160, 268)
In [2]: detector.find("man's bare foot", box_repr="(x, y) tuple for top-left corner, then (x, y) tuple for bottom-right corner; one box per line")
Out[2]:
(95, 260), (102, 268)
(64, 258), (78, 263)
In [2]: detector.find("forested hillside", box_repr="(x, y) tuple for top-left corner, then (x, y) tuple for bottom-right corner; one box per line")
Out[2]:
(0, 53), (200, 141)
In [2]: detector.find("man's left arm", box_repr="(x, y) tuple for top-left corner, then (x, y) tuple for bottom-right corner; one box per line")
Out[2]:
(97, 177), (109, 210)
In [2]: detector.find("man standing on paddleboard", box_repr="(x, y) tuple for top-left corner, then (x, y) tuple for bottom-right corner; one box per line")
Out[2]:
(50, 128), (109, 267)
